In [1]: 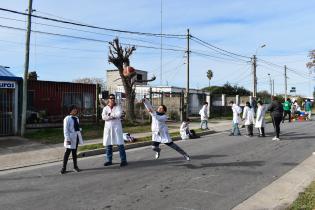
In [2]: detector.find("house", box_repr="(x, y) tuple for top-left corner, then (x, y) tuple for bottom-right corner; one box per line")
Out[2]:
(106, 69), (148, 93)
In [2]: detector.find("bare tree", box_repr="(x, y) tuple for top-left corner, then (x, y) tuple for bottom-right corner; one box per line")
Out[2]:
(306, 50), (315, 71)
(73, 77), (104, 86)
(108, 38), (155, 122)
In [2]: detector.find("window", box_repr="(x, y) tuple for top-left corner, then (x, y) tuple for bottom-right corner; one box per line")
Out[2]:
(137, 74), (143, 81)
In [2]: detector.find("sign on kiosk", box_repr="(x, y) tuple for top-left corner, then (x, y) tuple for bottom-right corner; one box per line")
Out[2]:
(0, 81), (15, 89)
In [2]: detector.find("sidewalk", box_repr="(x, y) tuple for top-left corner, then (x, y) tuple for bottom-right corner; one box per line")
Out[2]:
(0, 120), (232, 171)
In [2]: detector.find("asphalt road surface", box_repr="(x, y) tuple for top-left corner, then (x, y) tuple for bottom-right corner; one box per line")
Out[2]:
(1, 120), (315, 210)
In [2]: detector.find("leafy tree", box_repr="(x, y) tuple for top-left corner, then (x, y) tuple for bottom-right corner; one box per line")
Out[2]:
(203, 82), (250, 96)
(28, 71), (38, 80)
(206, 69), (213, 95)
(108, 38), (155, 122)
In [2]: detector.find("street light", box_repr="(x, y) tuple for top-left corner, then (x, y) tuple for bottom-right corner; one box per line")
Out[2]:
(252, 44), (267, 98)
(255, 44), (266, 55)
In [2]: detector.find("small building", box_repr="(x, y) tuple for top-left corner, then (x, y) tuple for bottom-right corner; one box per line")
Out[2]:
(0, 66), (22, 136)
(116, 84), (207, 115)
(106, 69), (148, 93)
(27, 80), (97, 124)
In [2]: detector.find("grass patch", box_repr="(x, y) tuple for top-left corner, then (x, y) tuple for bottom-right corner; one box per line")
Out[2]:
(26, 122), (151, 144)
(288, 181), (315, 210)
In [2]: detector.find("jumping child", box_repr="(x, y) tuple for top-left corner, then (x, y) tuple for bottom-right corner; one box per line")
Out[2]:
(143, 99), (190, 160)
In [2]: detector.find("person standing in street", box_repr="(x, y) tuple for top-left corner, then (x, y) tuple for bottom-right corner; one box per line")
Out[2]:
(61, 105), (84, 174)
(268, 96), (284, 141)
(143, 99), (190, 160)
(199, 102), (209, 130)
(305, 99), (312, 120)
(229, 101), (242, 136)
(242, 102), (254, 137)
(255, 101), (267, 137)
(102, 94), (127, 167)
(282, 98), (292, 123)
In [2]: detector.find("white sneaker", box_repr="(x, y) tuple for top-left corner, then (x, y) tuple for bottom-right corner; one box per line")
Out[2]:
(155, 151), (160, 159)
(184, 155), (190, 161)
(272, 137), (280, 141)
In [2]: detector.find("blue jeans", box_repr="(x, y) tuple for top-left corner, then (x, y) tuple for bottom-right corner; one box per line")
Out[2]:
(200, 120), (208, 129)
(232, 123), (240, 135)
(105, 145), (127, 163)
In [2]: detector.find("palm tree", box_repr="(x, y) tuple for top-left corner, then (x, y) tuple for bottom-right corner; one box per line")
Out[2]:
(207, 69), (213, 95)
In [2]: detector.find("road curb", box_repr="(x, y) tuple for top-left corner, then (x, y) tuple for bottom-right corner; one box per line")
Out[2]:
(78, 130), (215, 158)
(232, 154), (315, 210)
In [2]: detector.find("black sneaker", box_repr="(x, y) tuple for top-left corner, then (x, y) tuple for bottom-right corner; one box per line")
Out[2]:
(228, 133), (234, 136)
(60, 168), (66, 174)
(120, 161), (128, 167)
(104, 162), (112, 166)
(73, 167), (81, 172)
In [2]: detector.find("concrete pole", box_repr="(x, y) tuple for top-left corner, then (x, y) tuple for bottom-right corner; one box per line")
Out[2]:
(185, 29), (190, 119)
(21, 0), (33, 136)
(252, 55), (257, 98)
(284, 65), (287, 101)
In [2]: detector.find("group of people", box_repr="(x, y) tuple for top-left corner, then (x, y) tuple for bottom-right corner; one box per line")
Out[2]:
(60, 94), (190, 174)
(60, 94), (312, 174)
(283, 98), (312, 122)
(229, 97), (281, 141)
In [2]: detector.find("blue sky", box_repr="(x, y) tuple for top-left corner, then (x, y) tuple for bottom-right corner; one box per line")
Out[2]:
(0, 0), (314, 97)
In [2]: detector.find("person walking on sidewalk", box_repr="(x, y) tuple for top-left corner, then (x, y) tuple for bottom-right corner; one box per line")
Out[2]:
(143, 99), (190, 160)
(61, 105), (84, 174)
(199, 102), (209, 130)
(102, 94), (127, 167)
(242, 102), (254, 137)
(305, 98), (312, 120)
(255, 100), (266, 137)
(229, 101), (242, 136)
(282, 98), (292, 123)
(268, 96), (284, 141)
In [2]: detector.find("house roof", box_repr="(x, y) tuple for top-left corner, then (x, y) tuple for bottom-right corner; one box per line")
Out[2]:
(0, 66), (22, 81)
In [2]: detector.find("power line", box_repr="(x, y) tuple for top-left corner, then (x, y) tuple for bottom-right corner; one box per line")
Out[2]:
(191, 51), (250, 64)
(0, 24), (186, 52)
(190, 35), (251, 59)
(0, 7), (186, 38)
(0, 16), (186, 51)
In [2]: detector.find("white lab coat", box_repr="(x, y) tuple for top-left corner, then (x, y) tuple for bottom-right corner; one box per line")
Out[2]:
(102, 105), (124, 146)
(242, 106), (255, 125)
(63, 115), (84, 149)
(180, 121), (190, 140)
(255, 105), (266, 128)
(232, 104), (242, 124)
(150, 112), (172, 143)
(199, 105), (208, 121)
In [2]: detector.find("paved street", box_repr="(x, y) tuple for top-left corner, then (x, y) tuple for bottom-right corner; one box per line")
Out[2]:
(1, 120), (315, 210)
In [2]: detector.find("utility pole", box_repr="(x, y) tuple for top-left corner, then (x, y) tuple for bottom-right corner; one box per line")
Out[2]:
(252, 55), (257, 98)
(284, 65), (287, 101)
(185, 29), (190, 119)
(21, 0), (33, 136)
(272, 79), (275, 96)
(268, 73), (272, 101)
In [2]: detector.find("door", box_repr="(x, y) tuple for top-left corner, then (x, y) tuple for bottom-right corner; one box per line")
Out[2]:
(0, 88), (14, 136)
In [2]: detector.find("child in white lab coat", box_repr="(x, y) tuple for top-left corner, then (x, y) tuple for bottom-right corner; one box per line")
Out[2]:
(143, 99), (190, 160)
(242, 102), (255, 137)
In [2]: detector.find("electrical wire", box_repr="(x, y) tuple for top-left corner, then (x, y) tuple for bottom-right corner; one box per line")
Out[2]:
(0, 24), (186, 52)
(0, 7), (186, 38)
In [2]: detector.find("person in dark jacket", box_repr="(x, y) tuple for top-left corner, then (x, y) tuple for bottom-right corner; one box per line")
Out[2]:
(268, 97), (284, 141)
